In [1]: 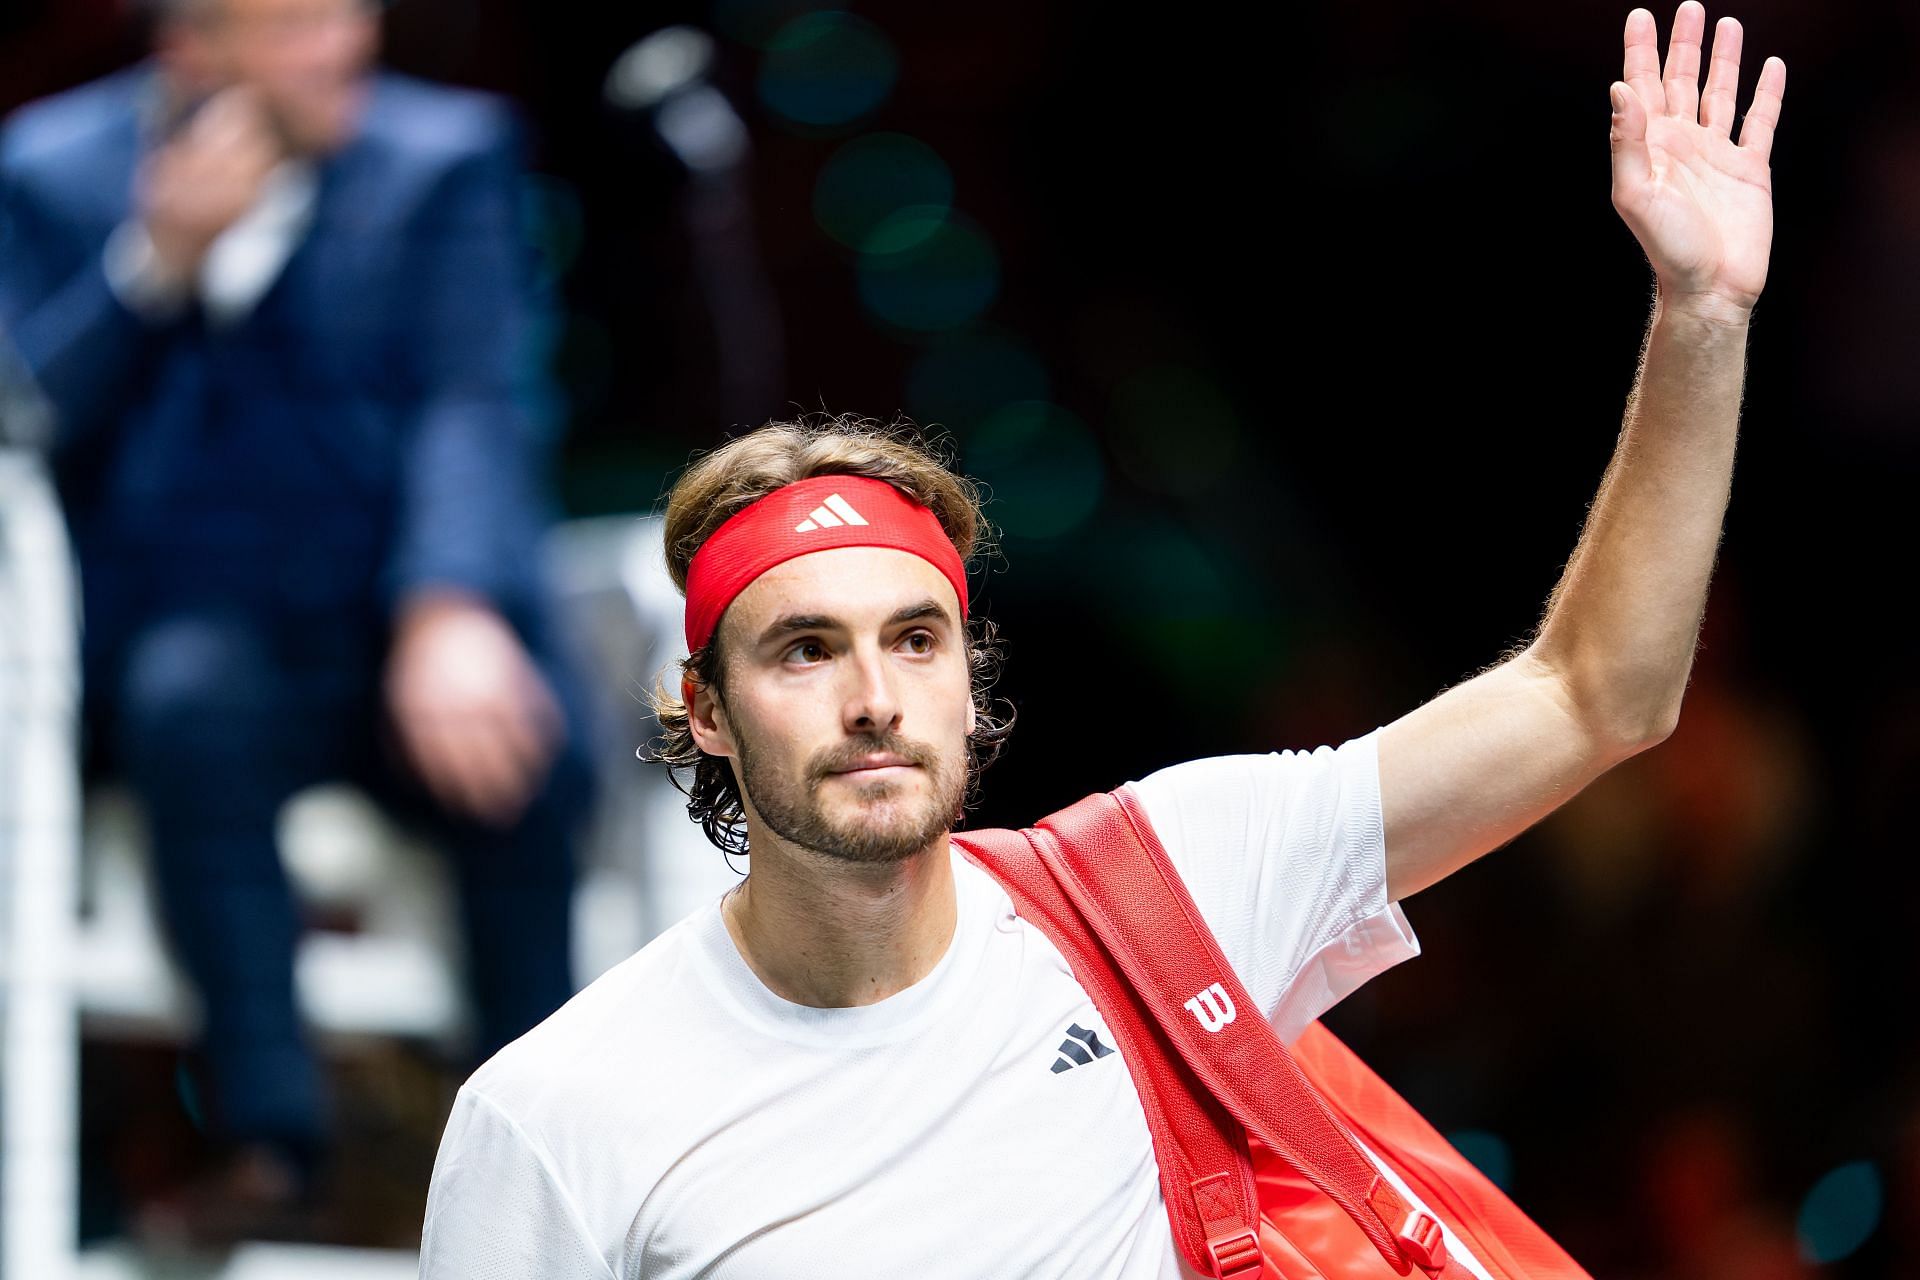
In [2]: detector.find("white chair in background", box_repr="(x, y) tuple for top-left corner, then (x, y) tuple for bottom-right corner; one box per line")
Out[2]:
(0, 458), (728, 1279)
(0, 448), (83, 1280)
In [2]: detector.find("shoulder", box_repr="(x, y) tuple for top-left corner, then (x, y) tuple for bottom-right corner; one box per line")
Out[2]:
(1, 64), (144, 176)
(426, 906), (736, 1274)
(468, 914), (698, 1103)
(1125, 731), (1382, 862)
(1121, 730), (1414, 1040)
(457, 908), (724, 1160)
(1130, 735), (1373, 790)
(358, 70), (525, 171)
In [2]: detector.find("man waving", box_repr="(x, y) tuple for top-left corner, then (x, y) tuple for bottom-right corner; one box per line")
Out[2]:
(419, 5), (1783, 1275)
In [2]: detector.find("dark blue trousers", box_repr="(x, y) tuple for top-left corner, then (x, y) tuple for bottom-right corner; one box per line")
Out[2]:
(86, 603), (592, 1158)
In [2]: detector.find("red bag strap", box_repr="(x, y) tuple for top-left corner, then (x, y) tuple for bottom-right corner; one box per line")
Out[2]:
(954, 819), (1266, 1278)
(956, 789), (1451, 1279)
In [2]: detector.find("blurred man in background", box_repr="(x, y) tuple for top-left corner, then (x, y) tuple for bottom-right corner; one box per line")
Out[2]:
(0, 0), (596, 1241)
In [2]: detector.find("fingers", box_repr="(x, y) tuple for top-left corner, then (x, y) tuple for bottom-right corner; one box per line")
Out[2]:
(1610, 81), (1651, 189)
(1699, 16), (1744, 135)
(178, 87), (282, 187)
(383, 617), (563, 828)
(1738, 54), (1786, 160)
(188, 87), (277, 155)
(402, 712), (510, 825)
(398, 693), (554, 829)
(486, 668), (564, 805)
(1622, 8), (1667, 119)
(456, 699), (542, 826)
(188, 87), (258, 147)
(1660, 1), (1707, 123)
(1623, 6), (1784, 159)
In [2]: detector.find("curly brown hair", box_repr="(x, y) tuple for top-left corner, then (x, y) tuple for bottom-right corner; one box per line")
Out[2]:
(645, 414), (1015, 857)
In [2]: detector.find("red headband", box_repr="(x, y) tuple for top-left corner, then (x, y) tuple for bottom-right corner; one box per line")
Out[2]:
(683, 474), (969, 653)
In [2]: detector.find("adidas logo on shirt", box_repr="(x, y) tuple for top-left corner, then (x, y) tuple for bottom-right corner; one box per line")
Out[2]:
(1050, 1022), (1115, 1074)
(793, 493), (870, 532)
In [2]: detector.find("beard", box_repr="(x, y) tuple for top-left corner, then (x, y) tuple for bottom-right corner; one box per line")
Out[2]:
(735, 725), (966, 866)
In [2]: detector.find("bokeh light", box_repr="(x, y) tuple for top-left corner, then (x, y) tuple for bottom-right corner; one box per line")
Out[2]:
(518, 174), (584, 290)
(857, 209), (1001, 333)
(712, 0), (834, 48)
(905, 331), (1050, 433)
(553, 312), (615, 417)
(814, 133), (954, 250)
(1090, 516), (1233, 617)
(1109, 364), (1241, 498)
(1795, 1160), (1882, 1264)
(965, 401), (1103, 541)
(757, 12), (897, 130)
(174, 1060), (205, 1133)
(1075, 512), (1289, 711)
(516, 311), (568, 443)
(861, 205), (949, 255)
(603, 26), (716, 110)
(1445, 1130), (1515, 1193)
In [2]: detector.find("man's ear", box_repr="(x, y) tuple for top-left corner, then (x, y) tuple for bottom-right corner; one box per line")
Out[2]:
(685, 675), (737, 758)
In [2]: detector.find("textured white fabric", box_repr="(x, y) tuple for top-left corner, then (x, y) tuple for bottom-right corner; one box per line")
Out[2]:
(420, 729), (1491, 1279)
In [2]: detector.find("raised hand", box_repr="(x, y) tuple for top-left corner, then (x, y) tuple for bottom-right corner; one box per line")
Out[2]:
(136, 85), (286, 286)
(1609, 3), (1784, 318)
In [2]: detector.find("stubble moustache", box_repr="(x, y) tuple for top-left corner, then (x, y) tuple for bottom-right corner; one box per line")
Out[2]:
(737, 727), (965, 865)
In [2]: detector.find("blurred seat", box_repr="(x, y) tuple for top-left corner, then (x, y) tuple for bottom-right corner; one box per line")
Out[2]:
(1, 459), (730, 1276)
(72, 780), (468, 1048)
(71, 511), (728, 1050)
(544, 513), (741, 976)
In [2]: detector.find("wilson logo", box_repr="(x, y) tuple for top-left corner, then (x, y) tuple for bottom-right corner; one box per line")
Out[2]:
(1184, 983), (1236, 1033)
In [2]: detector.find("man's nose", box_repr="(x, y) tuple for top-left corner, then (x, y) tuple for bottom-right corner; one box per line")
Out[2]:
(842, 643), (902, 734)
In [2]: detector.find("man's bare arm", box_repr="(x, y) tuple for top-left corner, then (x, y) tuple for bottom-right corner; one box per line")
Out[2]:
(1379, 300), (1747, 901)
(1375, 3), (1786, 902)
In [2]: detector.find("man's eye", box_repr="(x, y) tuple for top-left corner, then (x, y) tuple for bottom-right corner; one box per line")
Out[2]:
(902, 631), (935, 655)
(787, 640), (828, 663)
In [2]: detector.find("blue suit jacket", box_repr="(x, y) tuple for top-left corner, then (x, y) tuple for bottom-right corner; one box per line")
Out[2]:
(0, 60), (569, 691)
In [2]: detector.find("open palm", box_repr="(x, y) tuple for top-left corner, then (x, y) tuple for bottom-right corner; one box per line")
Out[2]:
(1610, 3), (1785, 312)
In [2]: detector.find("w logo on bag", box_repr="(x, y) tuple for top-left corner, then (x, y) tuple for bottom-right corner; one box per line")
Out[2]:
(1184, 982), (1236, 1032)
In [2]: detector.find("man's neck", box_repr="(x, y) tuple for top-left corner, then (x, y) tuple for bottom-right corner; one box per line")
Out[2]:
(720, 833), (957, 1009)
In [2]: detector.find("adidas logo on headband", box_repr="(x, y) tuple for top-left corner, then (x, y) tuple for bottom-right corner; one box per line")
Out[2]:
(793, 493), (870, 532)
(683, 475), (967, 652)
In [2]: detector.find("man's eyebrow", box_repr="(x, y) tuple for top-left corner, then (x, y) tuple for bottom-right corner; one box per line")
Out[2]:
(757, 613), (836, 646)
(754, 599), (955, 647)
(887, 598), (955, 629)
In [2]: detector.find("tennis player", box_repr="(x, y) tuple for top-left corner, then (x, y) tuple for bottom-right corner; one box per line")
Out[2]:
(419, 5), (1783, 1275)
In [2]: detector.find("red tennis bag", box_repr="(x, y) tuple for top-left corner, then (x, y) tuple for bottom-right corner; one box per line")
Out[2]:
(952, 787), (1592, 1280)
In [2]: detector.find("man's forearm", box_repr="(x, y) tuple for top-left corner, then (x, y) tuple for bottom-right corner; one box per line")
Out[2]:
(1526, 291), (1750, 747)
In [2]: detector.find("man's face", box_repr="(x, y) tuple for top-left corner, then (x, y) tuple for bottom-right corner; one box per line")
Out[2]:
(692, 547), (976, 865)
(164, 0), (379, 155)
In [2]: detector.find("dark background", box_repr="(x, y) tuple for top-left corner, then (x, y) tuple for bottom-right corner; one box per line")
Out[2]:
(5, 0), (1916, 1273)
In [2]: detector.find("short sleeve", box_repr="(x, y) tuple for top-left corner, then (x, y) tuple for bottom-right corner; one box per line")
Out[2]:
(1124, 728), (1420, 1045)
(420, 1086), (616, 1280)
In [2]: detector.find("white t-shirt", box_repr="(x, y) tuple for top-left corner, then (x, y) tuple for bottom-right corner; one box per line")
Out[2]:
(419, 729), (1493, 1279)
